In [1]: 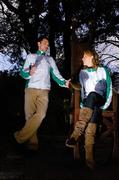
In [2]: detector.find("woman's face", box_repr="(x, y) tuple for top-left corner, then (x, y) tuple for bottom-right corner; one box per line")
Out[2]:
(82, 53), (93, 66)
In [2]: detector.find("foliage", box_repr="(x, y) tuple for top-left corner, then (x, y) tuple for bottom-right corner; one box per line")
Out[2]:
(70, 0), (119, 44)
(0, 0), (119, 74)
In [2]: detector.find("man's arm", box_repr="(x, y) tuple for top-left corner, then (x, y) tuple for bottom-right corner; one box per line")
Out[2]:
(20, 54), (36, 79)
(49, 57), (69, 88)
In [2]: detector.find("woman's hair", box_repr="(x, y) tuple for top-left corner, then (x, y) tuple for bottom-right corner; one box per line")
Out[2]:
(83, 49), (100, 67)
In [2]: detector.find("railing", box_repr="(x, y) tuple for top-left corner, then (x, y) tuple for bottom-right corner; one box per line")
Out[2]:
(69, 82), (119, 160)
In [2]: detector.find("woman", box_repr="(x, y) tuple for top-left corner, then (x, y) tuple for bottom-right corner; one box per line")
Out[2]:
(66, 49), (112, 169)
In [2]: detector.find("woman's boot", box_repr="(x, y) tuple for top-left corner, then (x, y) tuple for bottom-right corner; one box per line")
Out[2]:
(65, 107), (93, 148)
(85, 123), (97, 169)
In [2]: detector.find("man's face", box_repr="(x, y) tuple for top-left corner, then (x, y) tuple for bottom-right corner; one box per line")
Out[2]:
(38, 38), (49, 52)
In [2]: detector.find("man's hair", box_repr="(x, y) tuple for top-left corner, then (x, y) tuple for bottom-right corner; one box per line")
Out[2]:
(37, 36), (49, 42)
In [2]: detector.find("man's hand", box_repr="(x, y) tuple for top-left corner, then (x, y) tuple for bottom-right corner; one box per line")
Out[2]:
(65, 79), (71, 88)
(30, 65), (37, 76)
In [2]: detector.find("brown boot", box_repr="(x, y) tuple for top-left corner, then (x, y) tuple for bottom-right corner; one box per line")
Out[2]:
(65, 107), (93, 148)
(85, 123), (97, 170)
(71, 107), (93, 139)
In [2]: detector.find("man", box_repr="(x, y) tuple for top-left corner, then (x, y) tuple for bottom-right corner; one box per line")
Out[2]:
(14, 36), (70, 151)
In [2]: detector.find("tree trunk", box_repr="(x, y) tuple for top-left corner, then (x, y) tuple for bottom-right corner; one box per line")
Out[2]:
(48, 0), (56, 59)
(62, 1), (71, 78)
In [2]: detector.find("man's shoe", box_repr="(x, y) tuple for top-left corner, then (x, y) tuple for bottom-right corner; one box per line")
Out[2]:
(12, 135), (26, 152)
(12, 135), (38, 152)
(25, 143), (39, 151)
(65, 137), (77, 148)
(86, 160), (95, 170)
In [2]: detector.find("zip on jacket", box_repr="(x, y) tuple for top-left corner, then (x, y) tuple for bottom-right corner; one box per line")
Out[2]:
(20, 52), (66, 89)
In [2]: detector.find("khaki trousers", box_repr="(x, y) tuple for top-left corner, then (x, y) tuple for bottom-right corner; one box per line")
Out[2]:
(14, 88), (49, 144)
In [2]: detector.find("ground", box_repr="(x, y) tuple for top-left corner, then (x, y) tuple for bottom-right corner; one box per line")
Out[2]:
(0, 132), (119, 180)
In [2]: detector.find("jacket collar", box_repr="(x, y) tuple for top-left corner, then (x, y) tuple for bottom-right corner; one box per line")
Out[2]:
(83, 66), (97, 72)
(36, 50), (45, 55)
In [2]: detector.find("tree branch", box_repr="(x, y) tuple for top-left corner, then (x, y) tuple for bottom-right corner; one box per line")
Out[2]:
(1, 0), (18, 14)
